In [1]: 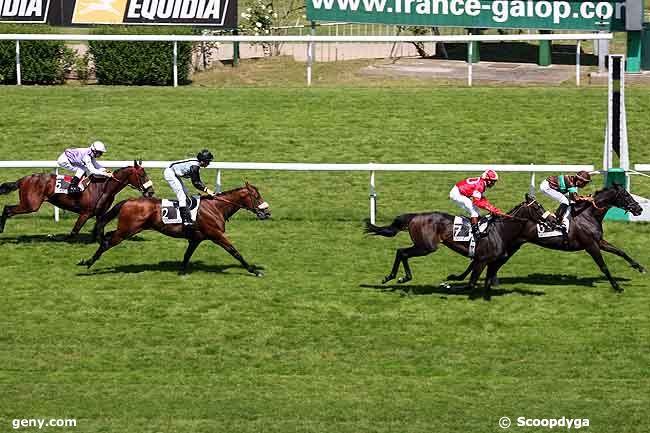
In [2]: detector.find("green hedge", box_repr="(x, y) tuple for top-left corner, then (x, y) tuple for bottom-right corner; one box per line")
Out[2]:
(88, 27), (193, 85)
(0, 24), (69, 85)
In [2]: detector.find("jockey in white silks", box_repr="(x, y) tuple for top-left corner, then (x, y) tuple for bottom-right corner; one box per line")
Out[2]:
(56, 141), (111, 194)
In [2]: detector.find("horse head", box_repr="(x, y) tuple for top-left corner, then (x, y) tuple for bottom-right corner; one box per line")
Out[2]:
(116, 160), (155, 197)
(594, 184), (642, 216)
(507, 194), (547, 223)
(243, 182), (271, 220)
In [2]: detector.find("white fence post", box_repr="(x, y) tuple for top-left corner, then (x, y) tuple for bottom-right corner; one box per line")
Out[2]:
(576, 40), (581, 87)
(54, 167), (60, 222)
(173, 41), (178, 88)
(529, 163), (536, 198)
(215, 168), (222, 193)
(467, 42), (473, 87)
(369, 169), (377, 224)
(15, 40), (21, 86)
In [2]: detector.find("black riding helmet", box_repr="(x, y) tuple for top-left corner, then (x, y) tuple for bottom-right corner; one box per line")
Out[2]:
(197, 149), (214, 163)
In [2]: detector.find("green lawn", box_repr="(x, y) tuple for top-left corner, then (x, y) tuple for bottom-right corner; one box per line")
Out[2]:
(1, 87), (650, 433)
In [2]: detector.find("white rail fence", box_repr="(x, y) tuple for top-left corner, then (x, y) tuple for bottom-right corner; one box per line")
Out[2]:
(0, 33), (613, 87)
(0, 161), (595, 224)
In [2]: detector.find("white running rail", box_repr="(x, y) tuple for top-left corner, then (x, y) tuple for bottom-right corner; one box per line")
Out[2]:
(0, 33), (613, 87)
(0, 161), (595, 224)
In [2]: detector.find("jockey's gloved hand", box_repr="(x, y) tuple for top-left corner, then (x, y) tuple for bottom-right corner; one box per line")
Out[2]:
(204, 187), (216, 196)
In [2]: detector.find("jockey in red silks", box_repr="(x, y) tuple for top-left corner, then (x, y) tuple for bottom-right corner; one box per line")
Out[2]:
(449, 169), (505, 239)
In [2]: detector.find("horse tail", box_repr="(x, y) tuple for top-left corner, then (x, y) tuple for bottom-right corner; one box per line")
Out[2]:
(364, 213), (417, 237)
(0, 180), (19, 195)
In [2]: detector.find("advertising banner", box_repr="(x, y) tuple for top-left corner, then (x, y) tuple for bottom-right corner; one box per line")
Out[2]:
(307, 0), (628, 31)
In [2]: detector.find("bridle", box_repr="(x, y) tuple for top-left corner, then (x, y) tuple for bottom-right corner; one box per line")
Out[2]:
(213, 190), (269, 216)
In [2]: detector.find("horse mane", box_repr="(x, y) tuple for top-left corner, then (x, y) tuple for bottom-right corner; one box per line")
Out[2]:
(205, 185), (246, 199)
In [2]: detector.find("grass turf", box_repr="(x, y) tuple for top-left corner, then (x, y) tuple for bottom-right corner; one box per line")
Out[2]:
(1, 86), (650, 433)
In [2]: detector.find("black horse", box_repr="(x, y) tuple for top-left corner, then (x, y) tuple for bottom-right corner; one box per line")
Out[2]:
(365, 199), (547, 300)
(448, 184), (645, 293)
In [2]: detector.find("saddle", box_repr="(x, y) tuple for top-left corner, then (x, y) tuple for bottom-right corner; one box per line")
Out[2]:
(54, 175), (90, 194)
(537, 206), (571, 238)
(161, 196), (201, 224)
(452, 215), (492, 242)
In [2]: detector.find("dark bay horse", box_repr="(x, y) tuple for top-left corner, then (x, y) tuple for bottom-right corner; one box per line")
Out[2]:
(79, 183), (271, 276)
(365, 199), (547, 300)
(449, 184), (645, 293)
(0, 161), (154, 239)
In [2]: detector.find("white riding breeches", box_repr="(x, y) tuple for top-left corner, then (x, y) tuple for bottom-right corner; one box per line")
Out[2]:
(57, 154), (87, 178)
(450, 186), (480, 217)
(164, 168), (189, 207)
(540, 180), (570, 205)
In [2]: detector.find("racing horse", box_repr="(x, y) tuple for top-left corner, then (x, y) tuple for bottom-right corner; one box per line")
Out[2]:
(447, 184), (645, 293)
(79, 183), (271, 276)
(365, 198), (547, 300)
(0, 161), (154, 239)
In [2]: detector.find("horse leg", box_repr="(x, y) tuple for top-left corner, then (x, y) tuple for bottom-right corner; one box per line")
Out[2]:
(67, 213), (92, 239)
(382, 248), (404, 284)
(211, 233), (263, 277)
(483, 262), (501, 301)
(0, 192), (45, 233)
(179, 239), (202, 275)
(468, 260), (488, 300)
(599, 239), (646, 274)
(585, 243), (622, 292)
(397, 245), (435, 284)
(447, 261), (472, 281)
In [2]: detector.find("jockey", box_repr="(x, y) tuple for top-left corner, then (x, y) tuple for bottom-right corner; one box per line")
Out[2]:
(56, 141), (111, 195)
(163, 149), (215, 230)
(539, 170), (592, 224)
(449, 169), (505, 239)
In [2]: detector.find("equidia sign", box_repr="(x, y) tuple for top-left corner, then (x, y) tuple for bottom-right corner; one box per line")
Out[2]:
(0, 0), (50, 23)
(48, 0), (237, 27)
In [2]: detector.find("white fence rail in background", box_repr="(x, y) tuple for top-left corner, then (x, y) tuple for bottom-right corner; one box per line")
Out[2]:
(634, 164), (650, 172)
(0, 161), (595, 224)
(0, 33), (613, 87)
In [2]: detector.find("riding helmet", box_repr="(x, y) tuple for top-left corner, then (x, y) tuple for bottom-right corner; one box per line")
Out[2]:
(576, 170), (592, 183)
(481, 169), (499, 181)
(90, 140), (107, 154)
(197, 149), (214, 162)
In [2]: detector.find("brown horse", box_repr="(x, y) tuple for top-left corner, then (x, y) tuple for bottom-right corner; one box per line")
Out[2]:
(79, 183), (271, 276)
(448, 184), (645, 293)
(365, 198), (548, 300)
(0, 161), (154, 239)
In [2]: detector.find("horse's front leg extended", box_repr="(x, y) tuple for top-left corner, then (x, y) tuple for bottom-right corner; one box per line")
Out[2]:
(599, 239), (646, 274)
(585, 243), (622, 292)
(212, 233), (263, 277)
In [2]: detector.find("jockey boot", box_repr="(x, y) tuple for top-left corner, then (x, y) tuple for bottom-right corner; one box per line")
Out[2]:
(555, 204), (569, 227)
(179, 206), (193, 237)
(470, 216), (481, 240)
(67, 176), (82, 195)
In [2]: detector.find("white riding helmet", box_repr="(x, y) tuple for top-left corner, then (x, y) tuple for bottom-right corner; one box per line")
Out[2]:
(90, 141), (107, 154)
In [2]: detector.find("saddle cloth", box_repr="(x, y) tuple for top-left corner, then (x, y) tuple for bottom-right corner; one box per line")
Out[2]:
(54, 175), (89, 194)
(453, 215), (491, 258)
(537, 208), (571, 238)
(161, 196), (201, 224)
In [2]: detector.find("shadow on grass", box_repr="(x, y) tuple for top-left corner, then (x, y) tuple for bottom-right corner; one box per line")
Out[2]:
(0, 233), (147, 244)
(496, 273), (630, 287)
(77, 260), (264, 276)
(360, 283), (545, 297)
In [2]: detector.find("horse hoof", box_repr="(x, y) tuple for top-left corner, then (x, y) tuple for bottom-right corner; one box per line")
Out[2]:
(614, 287), (624, 293)
(637, 266), (647, 274)
(77, 260), (87, 266)
(381, 276), (394, 284)
(255, 271), (264, 277)
(446, 274), (460, 281)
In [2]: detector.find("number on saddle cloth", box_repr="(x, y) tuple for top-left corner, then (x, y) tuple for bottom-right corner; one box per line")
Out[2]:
(161, 196), (201, 225)
(452, 215), (491, 242)
(537, 207), (571, 238)
(54, 175), (89, 194)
